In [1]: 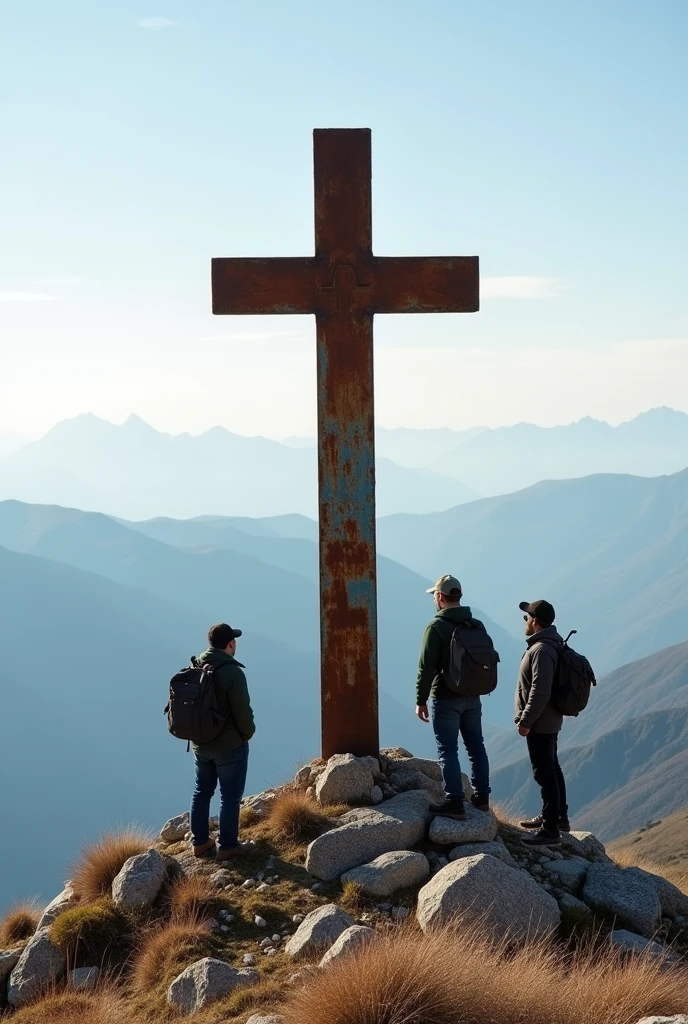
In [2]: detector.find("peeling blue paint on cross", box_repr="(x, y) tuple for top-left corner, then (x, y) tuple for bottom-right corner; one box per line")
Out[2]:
(211, 128), (479, 759)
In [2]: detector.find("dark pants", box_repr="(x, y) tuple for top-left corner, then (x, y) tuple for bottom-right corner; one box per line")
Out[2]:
(526, 732), (568, 831)
(190, 742), (249, 851)
(431, 696), (490, 803)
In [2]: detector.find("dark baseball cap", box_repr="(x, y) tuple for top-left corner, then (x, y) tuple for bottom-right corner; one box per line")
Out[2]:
(519, 600), (555, 626)
(208, 623), (243, 647)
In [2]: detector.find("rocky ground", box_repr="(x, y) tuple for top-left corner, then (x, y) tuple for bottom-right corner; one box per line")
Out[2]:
(1, 747), (687, 1023)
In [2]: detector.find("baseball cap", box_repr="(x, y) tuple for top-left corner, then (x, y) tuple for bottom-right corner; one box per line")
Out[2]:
(426, 574), (463, 597)
(519, 600), (555, 626)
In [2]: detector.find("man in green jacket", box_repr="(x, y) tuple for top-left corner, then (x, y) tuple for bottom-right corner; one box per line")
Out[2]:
(415, 575), (491, 820)
(190, 623), (256, 861)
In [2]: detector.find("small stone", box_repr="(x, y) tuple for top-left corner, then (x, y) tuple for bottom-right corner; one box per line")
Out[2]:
(293, 914), (305, 924)
(285, 904), (355, 960)
(255, 916), (267, 928)
(610, 929), (672, 960)
(184, 831), (192, 841)
(438, 856), (448, 868)
(210, 870), (234, 889)
(242, 954), (255, 966)
(242, 878), (257, 889)
(260, 937), (273, 949)
(207, 919), (220, 931)
(220, 925), (230, 933)
(112, 849), (167, 911)
(256, 883), (270, 892)
(319, 925), (377, 967)
(167, 958), (258, 1013)
(271, 934), (281, 943)
(311, 882), (324, 892)
(265, 948), (277, 957)
(315, 753), (376, 806)
(392, 906), (410, 921)
(370, 785), (383, 804)
(160, 813), (190, 843)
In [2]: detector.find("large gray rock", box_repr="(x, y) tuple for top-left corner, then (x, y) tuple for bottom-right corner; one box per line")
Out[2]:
(242, 790), (277, 818)
(167, 957), (258, 1014)
(559, 831), (610, 862)
(449, 841), (516, 868)
(306, 791), (431, 881)
(543, 858), (589, 887)
(386, 766), (444, 802)
(558, 893), (594, 930)
(653, 874), (688, 920)
(112, 849), (167, 911)
(583, 863), (662, 937)
(315, 754), (375, 806)
(160, 812), (190, 843)
(0, 949), (21, 983)
(342, 851), (429, 897)
(416, 854), (560, 941)
(388, 757), (443, 783)
(429, 804), (498, 846)
(319, 925), (377, 968)
(246, 1016), (284, 1024)
(37, 884), (78, 930)
(7, 930), (65, 1007)
(610, 930), (671, 959)
(285, 904), (355, 960)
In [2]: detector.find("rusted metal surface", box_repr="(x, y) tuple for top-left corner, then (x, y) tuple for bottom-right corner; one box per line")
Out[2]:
(212, 128), (479, 759)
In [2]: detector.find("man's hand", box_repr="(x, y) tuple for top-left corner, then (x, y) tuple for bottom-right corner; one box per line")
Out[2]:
(415, 704), (430, 723)
(518, 724), (531, 737)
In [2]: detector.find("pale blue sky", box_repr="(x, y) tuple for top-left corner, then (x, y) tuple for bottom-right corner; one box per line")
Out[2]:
(1, 0), (687, 438)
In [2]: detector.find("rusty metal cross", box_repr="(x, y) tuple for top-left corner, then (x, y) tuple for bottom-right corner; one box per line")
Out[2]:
(212, 128), (479, 759)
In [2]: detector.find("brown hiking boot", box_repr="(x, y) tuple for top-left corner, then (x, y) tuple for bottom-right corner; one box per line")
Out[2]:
(216, 844), (246, 862)
(192, 838), (216, 858)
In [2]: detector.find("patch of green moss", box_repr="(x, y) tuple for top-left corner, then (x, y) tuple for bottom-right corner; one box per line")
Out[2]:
(50, 898), (133, 969)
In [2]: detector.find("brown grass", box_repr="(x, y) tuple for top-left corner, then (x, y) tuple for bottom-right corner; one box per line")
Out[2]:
(71, 829), (150, 903)
(339, 880), (365, 915)
(280, 923), (688, 1024)
(193, 979), (286, 1023)
(50, 898), (133, 970)
(239, 805), (261, 829)
(266, 790), (333, 844)
(0, 902), (40, 945)
(611, 847), (688, 896)
(130, 918), (210, 994)
(10, 990), (132, 1024)
(167, 873), (218, 923)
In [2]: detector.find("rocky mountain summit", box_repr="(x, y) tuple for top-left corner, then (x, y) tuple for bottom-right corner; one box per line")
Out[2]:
(1, 748), (686, 1023)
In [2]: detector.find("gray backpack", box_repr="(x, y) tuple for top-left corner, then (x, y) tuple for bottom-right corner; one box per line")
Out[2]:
(445, 621), (500, 697)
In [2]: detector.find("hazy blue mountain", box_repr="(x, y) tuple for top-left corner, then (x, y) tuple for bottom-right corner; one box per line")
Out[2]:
(0, 414), (477, 519)
(378, 468), (688, 672)
(0, 432), (26, 458)
(432, 407), (688, 494)
(0, 501), (523, 730)
(0, 541), (443, 913)
(492, 706), (688, 841)
(284, 409), (688, 492)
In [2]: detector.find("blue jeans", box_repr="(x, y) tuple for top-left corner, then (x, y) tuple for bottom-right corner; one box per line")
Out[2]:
(190, 742), (249, 851)
(431, 696), (490, 802)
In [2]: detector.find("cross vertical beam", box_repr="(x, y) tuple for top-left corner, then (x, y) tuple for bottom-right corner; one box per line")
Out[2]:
(315, 131), (378, 759)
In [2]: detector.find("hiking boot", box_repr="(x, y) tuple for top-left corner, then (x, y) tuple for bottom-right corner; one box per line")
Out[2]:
(521, 827), (562, 848)
(470, 793), (490, 813)
(429, 800), (467, 820)
(520, 814), (571, 832)
(192, 838), (216, 858)
(216, 843), (247, 861)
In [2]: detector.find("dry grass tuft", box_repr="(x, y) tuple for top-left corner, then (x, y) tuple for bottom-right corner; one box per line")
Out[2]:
(239, 805), (262, 829)
(71, 828), (150, 903)
(130, 918), (210, 994)
(339, 880), (365, 915)
(50, 898), (132, 969)
(0, 902), (40, 945)
(167, 873), (218, 923)
(266, 790), (333, 844)
(10, 990), (131, 1024)
(610, 847), (688, 896)
(194, 979), (285, 1022)
(280, 922), (688, 1024)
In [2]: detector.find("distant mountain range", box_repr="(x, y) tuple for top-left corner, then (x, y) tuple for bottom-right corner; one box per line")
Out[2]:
(609, 806), (688, 870)
(378, 467), (688, 673)
(2, 407), (687, 520)
(0, 415), (478, 520)
(288, 407), (688, 494)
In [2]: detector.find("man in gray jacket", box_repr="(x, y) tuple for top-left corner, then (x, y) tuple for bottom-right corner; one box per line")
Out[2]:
(515, 599), (570, 847)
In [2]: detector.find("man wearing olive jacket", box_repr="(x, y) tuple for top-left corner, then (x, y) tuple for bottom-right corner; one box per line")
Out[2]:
(515, 599), (570, 848)
(190, 623), (256, 862)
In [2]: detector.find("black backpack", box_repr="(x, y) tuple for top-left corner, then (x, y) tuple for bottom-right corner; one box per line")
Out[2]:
(548, 631), (596, 716)
(445, 620), (500, 697)
(165, 657), (226, 745)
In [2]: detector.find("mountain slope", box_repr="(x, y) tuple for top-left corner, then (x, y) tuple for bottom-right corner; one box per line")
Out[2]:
(609, 807), (688, 870)
(378, 468), (688, 672)
(0, 414), (477, 519)
(0, 500), (524, 728)
(492, 707), (688, 841)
